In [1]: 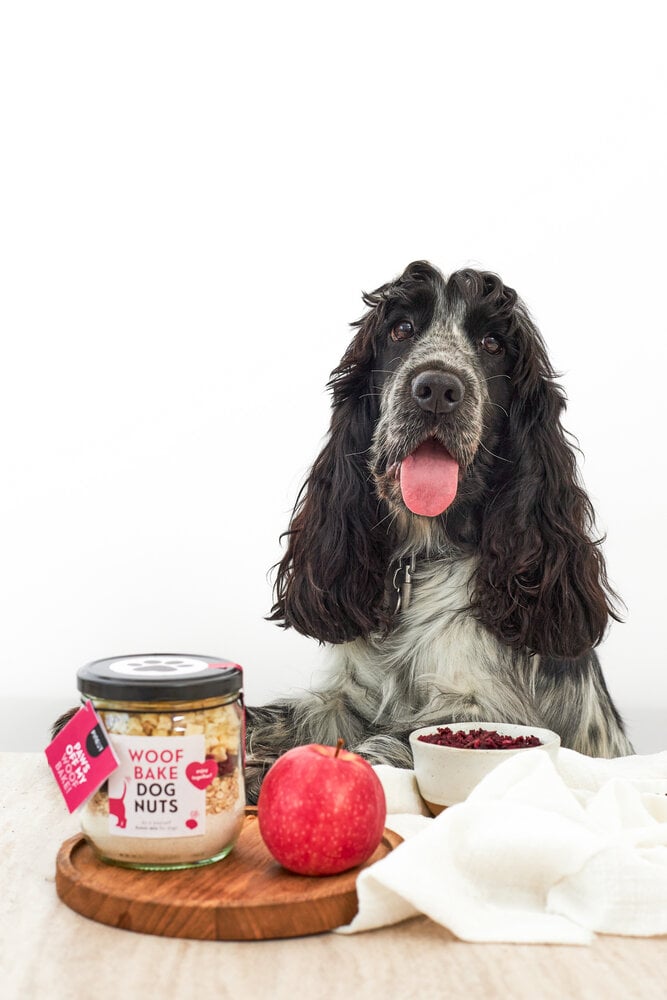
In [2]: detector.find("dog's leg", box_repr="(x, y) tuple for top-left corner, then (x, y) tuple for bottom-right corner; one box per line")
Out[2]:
(50, 706), (79, 740)
(348, 680), (552, 771)
(244, 702), (302, 804)
(529, 652), (634, 757)
(244, 684), (378, 803)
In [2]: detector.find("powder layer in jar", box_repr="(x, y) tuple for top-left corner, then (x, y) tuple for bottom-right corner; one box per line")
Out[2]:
(77, 654), (245, 870)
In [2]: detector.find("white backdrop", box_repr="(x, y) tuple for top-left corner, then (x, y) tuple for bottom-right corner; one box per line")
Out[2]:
(1, 2), (665, 750)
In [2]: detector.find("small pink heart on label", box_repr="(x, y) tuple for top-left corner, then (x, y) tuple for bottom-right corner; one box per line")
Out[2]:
(186, 760), (217, 789)
(185, 818), (198, 830)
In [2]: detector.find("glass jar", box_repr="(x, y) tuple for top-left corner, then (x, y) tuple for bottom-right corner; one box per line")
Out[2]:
(77, 653), (245, 870)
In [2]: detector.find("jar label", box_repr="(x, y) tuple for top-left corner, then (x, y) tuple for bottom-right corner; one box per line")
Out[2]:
(107, 735), (211, 837)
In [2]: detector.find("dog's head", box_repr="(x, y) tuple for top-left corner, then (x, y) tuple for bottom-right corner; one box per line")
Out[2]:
(271, 261), (619, 657)
(364, 262), (515, 546)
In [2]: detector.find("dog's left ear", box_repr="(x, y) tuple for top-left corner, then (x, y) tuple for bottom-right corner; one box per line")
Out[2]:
(472, 298), (621, 658)
(268, 298), (392, 643)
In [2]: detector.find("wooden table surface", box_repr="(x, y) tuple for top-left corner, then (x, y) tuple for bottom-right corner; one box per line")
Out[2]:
(1, 752), (666, 1000)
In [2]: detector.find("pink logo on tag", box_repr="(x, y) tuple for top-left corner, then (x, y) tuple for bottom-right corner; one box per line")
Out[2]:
(44, 702), (119, 813)
(185, 760), (217, 789)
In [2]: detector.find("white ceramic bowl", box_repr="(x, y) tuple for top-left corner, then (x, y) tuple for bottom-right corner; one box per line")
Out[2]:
(409, 721), (561, 814)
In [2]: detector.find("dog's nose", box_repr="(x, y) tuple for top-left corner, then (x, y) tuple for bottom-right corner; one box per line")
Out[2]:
(411, 370), (465, 414)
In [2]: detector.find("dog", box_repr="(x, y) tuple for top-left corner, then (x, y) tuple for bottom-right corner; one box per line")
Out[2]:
(244, 261), (633, 803)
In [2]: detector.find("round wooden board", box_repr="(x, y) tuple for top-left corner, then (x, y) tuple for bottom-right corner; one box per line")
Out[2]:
(55, 809), (402, 940)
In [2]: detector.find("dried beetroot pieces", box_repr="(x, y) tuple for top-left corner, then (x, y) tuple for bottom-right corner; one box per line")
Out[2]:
(418, 726), (542, 749)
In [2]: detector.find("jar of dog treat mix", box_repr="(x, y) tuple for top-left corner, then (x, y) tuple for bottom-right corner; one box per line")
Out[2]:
(77, 654), (245, 870)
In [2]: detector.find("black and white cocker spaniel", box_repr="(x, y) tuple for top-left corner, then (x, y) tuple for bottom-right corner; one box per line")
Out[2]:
(245, 261), (633, 802)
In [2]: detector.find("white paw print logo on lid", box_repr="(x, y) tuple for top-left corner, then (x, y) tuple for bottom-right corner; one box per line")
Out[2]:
(108, 655), (208, 678)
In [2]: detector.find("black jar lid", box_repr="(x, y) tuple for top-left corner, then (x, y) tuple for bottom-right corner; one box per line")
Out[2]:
(77, 653), (243, 702)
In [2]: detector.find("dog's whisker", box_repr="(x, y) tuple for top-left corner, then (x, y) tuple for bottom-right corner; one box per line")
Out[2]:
(477, 435), (513, 463)
(370, 507), (397, 531)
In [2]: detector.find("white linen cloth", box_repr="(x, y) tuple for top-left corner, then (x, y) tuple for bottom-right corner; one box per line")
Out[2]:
(336, 749), (667, 944)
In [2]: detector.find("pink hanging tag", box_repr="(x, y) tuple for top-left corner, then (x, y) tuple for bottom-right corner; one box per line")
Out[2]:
(44, 701), (119, 813)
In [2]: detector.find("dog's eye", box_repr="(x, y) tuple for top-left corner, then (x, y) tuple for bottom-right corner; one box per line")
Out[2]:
(481, 335), (503, 355)
(390, 321), (415, 343)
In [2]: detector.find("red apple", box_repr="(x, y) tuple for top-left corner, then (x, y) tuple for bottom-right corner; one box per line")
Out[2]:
(257, 739), (387, 876)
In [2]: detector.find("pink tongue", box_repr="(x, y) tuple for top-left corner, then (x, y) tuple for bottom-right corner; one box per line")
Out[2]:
(399, 440), (459, 517)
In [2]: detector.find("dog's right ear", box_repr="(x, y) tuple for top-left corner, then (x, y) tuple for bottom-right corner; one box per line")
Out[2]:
(269, 299), (392, 643)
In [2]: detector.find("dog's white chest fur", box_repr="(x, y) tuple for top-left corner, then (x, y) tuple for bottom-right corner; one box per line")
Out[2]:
(327, 557), (516, 725)
(391, 557), (505, 684)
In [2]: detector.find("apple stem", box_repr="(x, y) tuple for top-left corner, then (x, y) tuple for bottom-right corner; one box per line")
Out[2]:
(334, 738), (345, 757)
